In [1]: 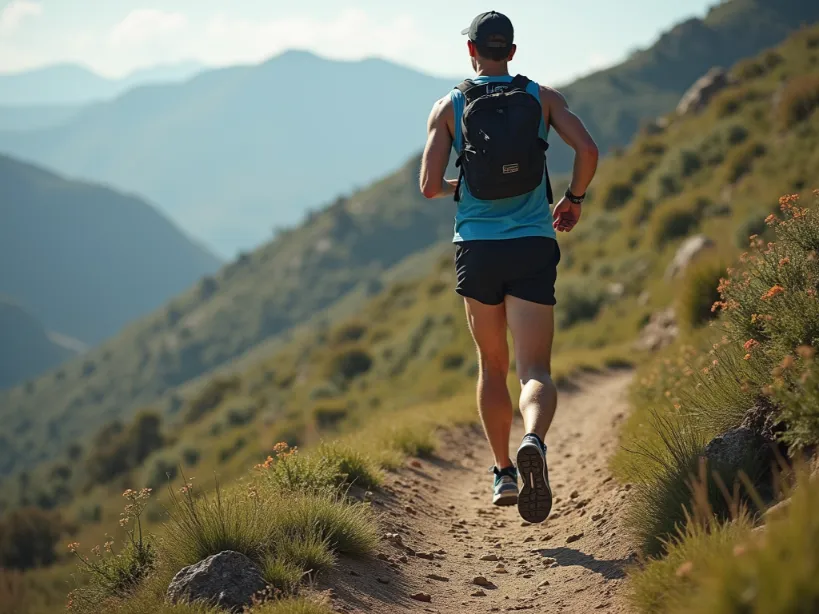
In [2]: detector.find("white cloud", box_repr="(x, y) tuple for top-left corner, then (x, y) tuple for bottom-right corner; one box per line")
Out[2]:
(109, 9), (188, 47)
(200, 8), (419, 67)
(0, 0), (43, 34)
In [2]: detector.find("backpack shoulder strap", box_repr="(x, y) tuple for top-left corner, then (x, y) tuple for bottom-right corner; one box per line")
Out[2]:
(455, 79), (485, 105)
(510, 74), (531, 91)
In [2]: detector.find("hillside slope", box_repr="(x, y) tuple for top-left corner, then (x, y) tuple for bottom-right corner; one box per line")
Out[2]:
(0, 51), (455, 256)
(543, 0), (819, 171)
(0, 154), (221, 346)
(0, 299), (76, 389)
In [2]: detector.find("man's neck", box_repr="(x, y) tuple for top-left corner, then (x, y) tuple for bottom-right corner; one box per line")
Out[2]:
(475, 62), (509, 78)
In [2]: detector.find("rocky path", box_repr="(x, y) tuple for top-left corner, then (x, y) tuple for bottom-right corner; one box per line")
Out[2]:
(323, 371), (636, 614)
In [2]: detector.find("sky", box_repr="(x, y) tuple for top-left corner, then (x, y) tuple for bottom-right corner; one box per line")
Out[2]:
(0, 0), (720, 85)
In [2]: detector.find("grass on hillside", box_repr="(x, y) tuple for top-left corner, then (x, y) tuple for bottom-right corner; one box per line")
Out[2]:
(616, 191), (819, 556)
(64, 443), (380, 614)
(629, 465), (819, 614)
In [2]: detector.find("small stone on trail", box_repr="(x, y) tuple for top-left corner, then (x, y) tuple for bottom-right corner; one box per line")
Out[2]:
(541, 557), (557, 565)
(376, 553), (390, 561)
(410, 459), (423, 468)
(417, 552), (435, 560)
(540, 534), (553, 542)
(566, 533), (584, 544)
(385, 533), (403, 544)
(570, 490), (580, 499)
(464, 553), (474, 558)
(471, 590), (487, 597)
(350, 570), (360, 576)
(405, 505), (416, 514)
(426, 573), (450, 582)
(494, 564), (508, 574)
(480, 554), (500, 561)
(591, 513), (603, 521)
(377, 577), (390, 584)
(411, 592), (432, 602)
(538, 580), (550, 588)
(473, 576), (493, 587)
(521, 521), (531, 527)
(398, 555), (408, 563)
(523, 536), (534, 543)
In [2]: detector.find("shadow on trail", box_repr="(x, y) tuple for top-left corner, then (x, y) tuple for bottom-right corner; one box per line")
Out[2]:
(535, 547), (629, 580)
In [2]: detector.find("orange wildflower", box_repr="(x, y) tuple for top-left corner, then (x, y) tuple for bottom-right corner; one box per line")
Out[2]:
(761, 284), (785, 300)
(744, 339), (760, 351)
(765, 214), (777, 225)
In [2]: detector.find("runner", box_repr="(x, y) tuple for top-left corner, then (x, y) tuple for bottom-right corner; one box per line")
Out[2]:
(419, 10), (599, 523)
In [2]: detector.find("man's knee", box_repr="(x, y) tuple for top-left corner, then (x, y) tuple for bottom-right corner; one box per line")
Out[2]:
(516, 360), (553, 385)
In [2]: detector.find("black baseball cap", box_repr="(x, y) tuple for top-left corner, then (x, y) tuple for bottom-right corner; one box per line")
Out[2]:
(461, 11), (514, 50)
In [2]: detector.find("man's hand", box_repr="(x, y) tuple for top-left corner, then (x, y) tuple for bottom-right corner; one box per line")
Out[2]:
(552, 197), (581, 232)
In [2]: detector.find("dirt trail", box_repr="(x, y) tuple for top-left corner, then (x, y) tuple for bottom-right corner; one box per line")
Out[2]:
(324, 371), (636, 614)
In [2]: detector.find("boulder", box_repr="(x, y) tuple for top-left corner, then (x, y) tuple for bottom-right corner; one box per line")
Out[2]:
(166, 551), (267, 611)
(634, 307), (678, 352)
(677, 67), (730, 116)
(704, 427), (769, 469)
(665, 235), (715, 281)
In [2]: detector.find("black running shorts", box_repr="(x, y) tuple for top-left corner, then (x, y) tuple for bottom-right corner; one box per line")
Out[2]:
(454, 236), (561, 306)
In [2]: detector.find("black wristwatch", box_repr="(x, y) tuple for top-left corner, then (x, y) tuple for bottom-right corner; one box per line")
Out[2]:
(565, 188), (585, 204)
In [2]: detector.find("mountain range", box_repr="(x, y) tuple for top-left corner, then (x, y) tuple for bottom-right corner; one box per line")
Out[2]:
(0, 61), (205, 106)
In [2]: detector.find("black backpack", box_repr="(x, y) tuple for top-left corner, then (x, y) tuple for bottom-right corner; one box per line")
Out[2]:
(453, 74), (553, 204)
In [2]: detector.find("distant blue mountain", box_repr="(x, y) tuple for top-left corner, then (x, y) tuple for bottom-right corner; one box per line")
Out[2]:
(0, 61), (205, 105)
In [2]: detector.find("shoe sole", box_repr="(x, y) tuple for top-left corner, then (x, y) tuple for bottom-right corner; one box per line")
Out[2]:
(516, 443), (552, 523)
(492, 490), (518, 506)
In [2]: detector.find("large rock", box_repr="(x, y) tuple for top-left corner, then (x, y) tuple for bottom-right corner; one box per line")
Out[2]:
(704, 427), (769, 469)
(166, 551), (267, 611)
(677, 67), (730, 116)
(634, 307), (678, 352)
(665, 235), (715, 281)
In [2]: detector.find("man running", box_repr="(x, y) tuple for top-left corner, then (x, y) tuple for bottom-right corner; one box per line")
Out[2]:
(419, 10), (599, 523)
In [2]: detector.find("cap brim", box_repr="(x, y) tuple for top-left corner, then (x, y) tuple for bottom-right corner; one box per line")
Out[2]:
(460, 27), (470, 35)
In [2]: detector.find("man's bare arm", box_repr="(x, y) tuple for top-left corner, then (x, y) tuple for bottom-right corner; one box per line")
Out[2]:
(541, 86), (599, 196)
(419, 96), (456, 199)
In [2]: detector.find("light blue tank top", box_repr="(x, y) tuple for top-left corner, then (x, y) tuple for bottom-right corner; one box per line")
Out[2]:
(449, 75), (556, 243)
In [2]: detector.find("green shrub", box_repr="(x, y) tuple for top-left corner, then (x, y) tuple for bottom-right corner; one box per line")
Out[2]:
(85, 411), (165, 486)
(556, 279), (607, 328)
(651, 205), (699, 247)
(776, 73), (819, 130)
(313, 403), (348, 430)
(441, 352), (465, 370)
(261, 556), (304, 596)
(0, 507), (65, 570)
(183, 376), (241, 425)
(603, 181), (634, 210)
(332, 322), (367, 345)
(383, 424), (436, 458)
(734, 211), (771, 248)
(676, 254), (730, 330)
(328, 348), (373, 382)
(725, 141), (766, 183)
(315, 441), (383, 489)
